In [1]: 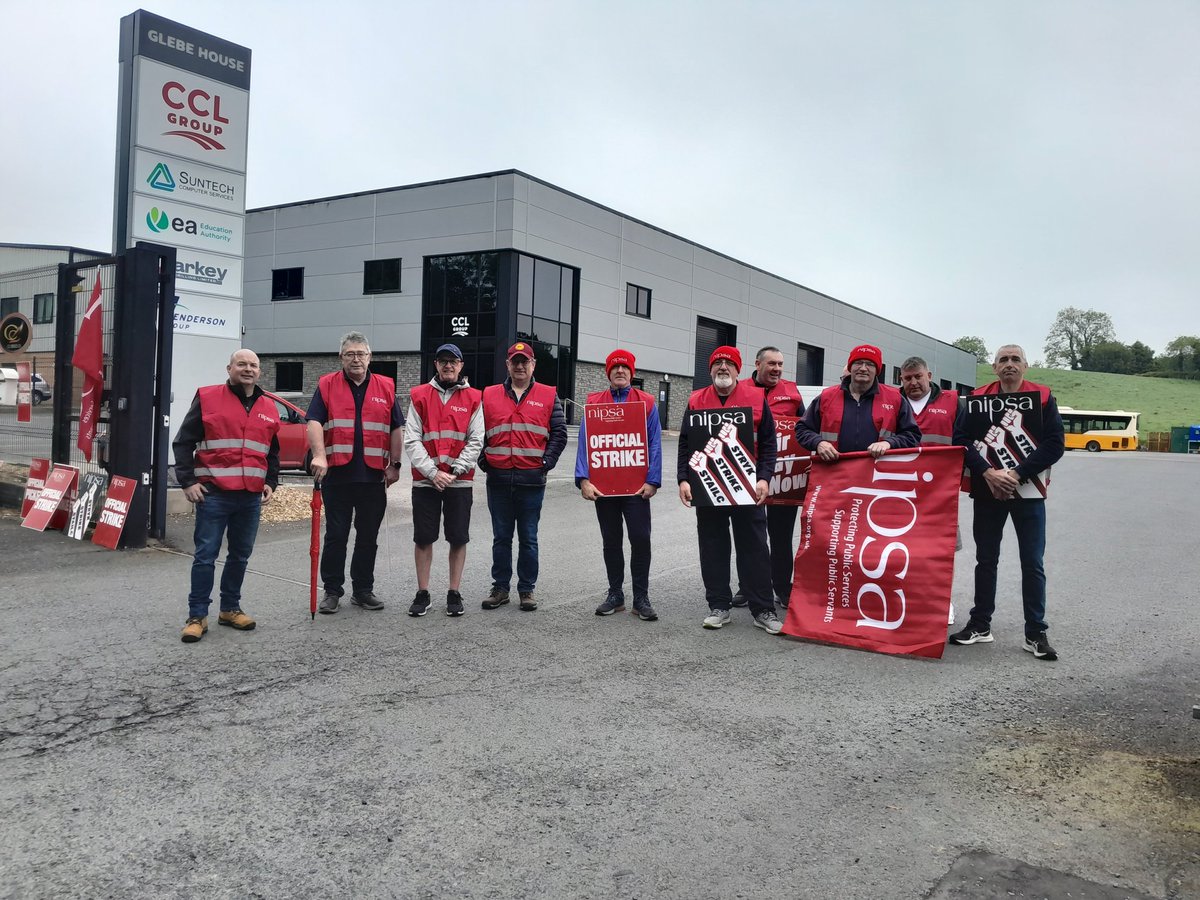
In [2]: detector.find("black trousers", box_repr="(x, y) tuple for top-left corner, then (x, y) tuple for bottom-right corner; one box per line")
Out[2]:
(594, 494), (652, 597)
(321, 481), (387, 597)
(696, 506), (773, 615)
(738, 504), (799, 602)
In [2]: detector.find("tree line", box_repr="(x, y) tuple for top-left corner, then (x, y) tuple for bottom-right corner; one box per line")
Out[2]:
(952, 309), (1200, 378)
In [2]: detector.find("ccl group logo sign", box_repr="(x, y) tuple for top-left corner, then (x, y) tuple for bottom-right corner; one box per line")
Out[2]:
(451, 316), (469, 337)
(135, 58), (249, 169)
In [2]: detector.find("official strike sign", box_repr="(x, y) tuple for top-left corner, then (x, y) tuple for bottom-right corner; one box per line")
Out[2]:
(767, 415), (810, 506)
(783, 445), (964, 659)
(92, 475), (138, 550)
(681, 406), (758, 506)
(584, 402), (648, 496)
(21, 464), (79, 533)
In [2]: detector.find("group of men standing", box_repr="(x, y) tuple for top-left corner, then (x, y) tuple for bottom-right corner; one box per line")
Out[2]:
(173, 334), (1063, 662)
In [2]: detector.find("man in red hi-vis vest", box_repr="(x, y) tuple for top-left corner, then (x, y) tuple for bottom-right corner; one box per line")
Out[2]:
(899, 355), (961, 625)
(677, 345), (783, 635)
(402, 343), (484, 618)
(950, 344), (1065, 661)
(172, 349), (281, 644)
(479, 342), (568, 613)
(307, 331), (405, 614)
(795, 343), (921, 460)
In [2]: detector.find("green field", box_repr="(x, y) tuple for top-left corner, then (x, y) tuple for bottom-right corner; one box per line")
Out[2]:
(974, 364), (1200, 435)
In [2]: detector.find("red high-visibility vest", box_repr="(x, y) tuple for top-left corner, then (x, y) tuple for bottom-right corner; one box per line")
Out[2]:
(915, 388), (959, 445)
(688, 378), (765, 429)
(409, 382), (482, 483)
(194, 385), (280, 492)
(817, 383), (903, 448)
(318, 371), (395, 469)
(482, 381), (557, 469)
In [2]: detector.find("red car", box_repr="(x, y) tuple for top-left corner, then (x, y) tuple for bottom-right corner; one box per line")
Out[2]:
(263, 390), (311, 471)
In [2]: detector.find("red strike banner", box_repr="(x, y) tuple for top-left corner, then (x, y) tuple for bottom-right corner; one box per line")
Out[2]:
(15, 361), (32, 423)
(766, 415), (811, 506)
(22, 458), (50, 518)
(21, 464), (79, 533)
(584, 402), (649, 496)
(92, 475), (137, 550)
(783, 445), (964, 659)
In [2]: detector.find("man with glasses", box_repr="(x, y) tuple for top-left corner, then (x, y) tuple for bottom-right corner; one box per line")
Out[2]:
(403, 343), (484, 618)
(479, 342), (568, 612)
(307, 331), (405, 614)
(795, 344), (920, 460)
(678, 345), (783, 634)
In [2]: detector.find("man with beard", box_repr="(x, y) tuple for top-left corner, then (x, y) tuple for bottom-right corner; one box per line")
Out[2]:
(677, 346), (783, 635)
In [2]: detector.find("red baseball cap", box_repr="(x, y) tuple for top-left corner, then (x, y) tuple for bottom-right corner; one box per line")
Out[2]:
(709, 345), (742, 371)
(506, 341), (534, 360)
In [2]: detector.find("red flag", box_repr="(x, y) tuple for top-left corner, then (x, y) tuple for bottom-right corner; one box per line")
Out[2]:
(73, 274), (104, 460)
(782, 445), (965, 659)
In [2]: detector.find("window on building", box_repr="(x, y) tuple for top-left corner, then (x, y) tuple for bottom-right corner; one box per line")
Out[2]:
(1, 297), (17, 317)
(33, 293), (54, 325)
(275, 361), (303, 392)
(370, 360), (398, 387)
(363, 258), (401, 294)
(892, 366), (902, 385)
(796, 342), (824, 385)
(940, 378), (952, 390)
(693, 316), (737, 388)
(625, 284), (651, 318)
(271, 268), (304, 300)
(956, 382), (974, 395)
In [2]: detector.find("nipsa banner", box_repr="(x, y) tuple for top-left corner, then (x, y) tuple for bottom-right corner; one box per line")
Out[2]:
(782, 445), (964, 659)
(766, 415), (810, 507)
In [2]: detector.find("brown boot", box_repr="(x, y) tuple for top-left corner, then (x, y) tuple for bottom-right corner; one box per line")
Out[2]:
(181, 617), (208, 643)
(518, 592), (537, 612)
(218, 608), (256, 630)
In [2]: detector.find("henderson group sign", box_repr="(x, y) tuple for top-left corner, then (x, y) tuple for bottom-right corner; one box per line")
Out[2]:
(115, 10), (250, 341)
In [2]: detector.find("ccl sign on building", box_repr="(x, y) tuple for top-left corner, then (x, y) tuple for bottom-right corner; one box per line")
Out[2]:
(113, 9), (251, 429)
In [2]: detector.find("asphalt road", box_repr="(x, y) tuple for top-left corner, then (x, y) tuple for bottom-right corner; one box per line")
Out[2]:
(0, 444), (1197, 899)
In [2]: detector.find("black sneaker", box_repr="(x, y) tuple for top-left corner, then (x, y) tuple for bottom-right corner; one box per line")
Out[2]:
(731, 590), (748, 608)
(949, 625), (993, 645)
(351, 592), (385, 611)
(595, 589), (625, 616)
(408, 590), (432, 617)
(482, 587), (510, 610)
(318, 592), (340, 615)
(632, 596), (658, 622)
(446, 590), (465, 617)
(1023, 634), (1058, 661)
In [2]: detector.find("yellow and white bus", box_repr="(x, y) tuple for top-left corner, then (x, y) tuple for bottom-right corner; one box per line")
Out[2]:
(1058, 407), (1140, 452)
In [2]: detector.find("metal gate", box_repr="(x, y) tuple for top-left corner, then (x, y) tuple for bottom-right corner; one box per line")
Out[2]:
(44, 243), (176, 546)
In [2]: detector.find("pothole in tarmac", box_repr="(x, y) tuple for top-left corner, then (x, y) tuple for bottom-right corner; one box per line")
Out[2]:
(934, 731), (1200, 898)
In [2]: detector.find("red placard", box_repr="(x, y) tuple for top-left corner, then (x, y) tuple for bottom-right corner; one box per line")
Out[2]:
(584, 402), (649, 496)
(767, 415), (811, 506)
(783, 445), (964, 659)
(15, 361), (32, 423)
(92, 475), (137, 550)
(21, 464), (79, 532)
(22, 457), (49, 517)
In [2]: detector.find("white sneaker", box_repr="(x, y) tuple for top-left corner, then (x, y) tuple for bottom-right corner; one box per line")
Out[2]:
(702, 608), (732, 629)
(753, 610), (784, 634)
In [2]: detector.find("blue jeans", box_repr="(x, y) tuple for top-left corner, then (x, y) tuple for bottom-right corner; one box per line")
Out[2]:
(487, 482), (545, 592)
(188, 489), (262, 618)
(969, 497), (1048, 638)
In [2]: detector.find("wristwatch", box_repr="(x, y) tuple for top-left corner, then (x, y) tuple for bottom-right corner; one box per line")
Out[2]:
(390, 461), (402, 470)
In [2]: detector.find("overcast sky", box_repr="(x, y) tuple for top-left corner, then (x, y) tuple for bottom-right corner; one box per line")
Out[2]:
(2, 0), (1196, 363)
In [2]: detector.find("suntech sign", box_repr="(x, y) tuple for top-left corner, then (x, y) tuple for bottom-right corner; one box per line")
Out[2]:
(133, 149), (245, 212)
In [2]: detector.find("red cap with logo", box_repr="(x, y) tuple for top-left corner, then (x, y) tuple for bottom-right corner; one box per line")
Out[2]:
(846, 344), (883, 372)
(605, 349), (636, 379)
(709, 345), (742, 371)
(506, 341), (533, 360)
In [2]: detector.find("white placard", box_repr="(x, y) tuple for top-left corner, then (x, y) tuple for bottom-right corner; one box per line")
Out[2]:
(133, 57), (249, 171)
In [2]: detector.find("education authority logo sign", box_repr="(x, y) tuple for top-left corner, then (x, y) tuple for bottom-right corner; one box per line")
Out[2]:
(131, 195), (242, 253)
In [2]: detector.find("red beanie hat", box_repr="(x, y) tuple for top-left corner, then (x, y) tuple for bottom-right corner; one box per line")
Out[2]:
(605, 349), (636, 379)
(846, 344), (883, 372)
(709, 345), (742, 371)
